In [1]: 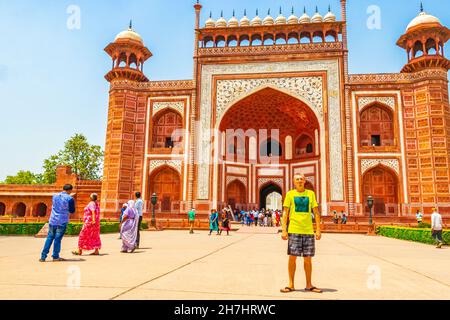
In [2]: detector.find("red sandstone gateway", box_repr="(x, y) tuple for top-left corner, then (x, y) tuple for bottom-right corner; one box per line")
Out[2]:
(1, 1), (450, 224)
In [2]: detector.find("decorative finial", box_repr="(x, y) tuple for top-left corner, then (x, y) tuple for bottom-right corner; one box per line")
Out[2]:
(129, 20), (132, 30)
(233, 9), (235, 17)
(221, 10), (223, 17)
(209, 11), (212, 18)
(304, 6), (306, 14)
(279, 7), (282, 15)
(420, 2), (424, 12)
(316, 6), (319, 13)
(244, 9), (247, 16)
(256, 9), (259, 16)
(328, 5), (331, 12)
(268, 8), (271, 15)
(292, 6), (294, 15)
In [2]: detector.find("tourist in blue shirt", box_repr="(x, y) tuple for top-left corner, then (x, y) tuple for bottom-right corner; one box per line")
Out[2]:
(135, 192), (144, 248)
(40, 184), (76, 262)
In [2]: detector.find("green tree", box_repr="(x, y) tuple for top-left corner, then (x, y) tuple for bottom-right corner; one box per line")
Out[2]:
(2, 171), (44, 185)
(42, 134), (104, 184)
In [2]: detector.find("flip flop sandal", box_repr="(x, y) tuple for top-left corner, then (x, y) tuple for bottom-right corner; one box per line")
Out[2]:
(280, 287), (295, 293)
(305, 287), (323, 293)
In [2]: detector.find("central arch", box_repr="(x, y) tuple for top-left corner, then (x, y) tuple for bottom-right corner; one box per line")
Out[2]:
(260, 184), (283, 210)
(215, 87), (322, 210)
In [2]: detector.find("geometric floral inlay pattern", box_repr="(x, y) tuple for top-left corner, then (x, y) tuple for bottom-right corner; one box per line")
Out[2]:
(152, 101), (184, 116)
(358, 97), (395, 111)
(216, 77), (323, 122)
(149, 160), (182, 175)
(258, 178), (284, 189)
(361, 159), (399, 175)
(226, 176), (248, 187)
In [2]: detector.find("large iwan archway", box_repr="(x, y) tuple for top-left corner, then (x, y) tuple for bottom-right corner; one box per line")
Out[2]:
(217, 87), (321, 209)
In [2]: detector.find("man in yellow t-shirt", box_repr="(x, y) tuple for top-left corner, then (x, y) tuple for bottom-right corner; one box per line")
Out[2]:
(280, 173), (322, 294)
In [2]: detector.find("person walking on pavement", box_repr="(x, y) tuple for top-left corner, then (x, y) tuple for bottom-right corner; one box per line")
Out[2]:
(40, 184), (76, 262)
(135, 192), (144, 249)
(416, 210), (423, 226)
(188, 208), (196, 234)
(431, 208), (444, 249)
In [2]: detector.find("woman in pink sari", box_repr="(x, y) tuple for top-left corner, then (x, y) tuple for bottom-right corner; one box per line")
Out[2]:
(72, 193), (102, 256)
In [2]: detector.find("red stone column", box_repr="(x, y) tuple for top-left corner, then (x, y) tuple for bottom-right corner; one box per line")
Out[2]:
(100, 87), (147, 218)
(402, 73), (450, 215)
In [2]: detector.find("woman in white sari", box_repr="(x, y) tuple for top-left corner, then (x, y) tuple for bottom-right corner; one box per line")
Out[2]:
(120, 200), (139, 253)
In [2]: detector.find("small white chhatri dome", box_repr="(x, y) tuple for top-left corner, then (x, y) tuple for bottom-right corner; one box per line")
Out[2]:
(216, 11), (227, 28)
(288, 7), (298, 25)
(324, 6), (336, 23)
(240, 10), (250, 27)
(275, 8), (287, 25)
(406, 8), (442, 32)
(205, 12), (216, 28)
(228, 11), (239, 27)
(115, 21), (144, 45)
(311, 7), (323, 23)
(299, 7), (311, 24)
(263, 9), (275, 25)
(251, 10), (262, 26)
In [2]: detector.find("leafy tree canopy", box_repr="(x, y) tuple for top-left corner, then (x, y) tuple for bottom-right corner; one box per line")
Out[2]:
(2, 134), (104, 185)
(2, 171), (44, 185)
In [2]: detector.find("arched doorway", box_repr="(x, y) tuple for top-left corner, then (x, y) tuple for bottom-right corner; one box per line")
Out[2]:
(149, 166), (181, 213)
(33, 203), (48, 217)
(226, 180), (247, 211)
(260, 184), (282, 210)
(362, 166), (399, 216)
(13, 203), (26, 217)
(0, 202), (5, 216)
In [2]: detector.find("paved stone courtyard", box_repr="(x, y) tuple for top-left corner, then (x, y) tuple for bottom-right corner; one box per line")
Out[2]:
(0, 228), (449, 300)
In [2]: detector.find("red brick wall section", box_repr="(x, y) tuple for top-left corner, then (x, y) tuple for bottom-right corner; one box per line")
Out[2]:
(402, 76), (450, 214)
(100, 89), (147, 218)
(0, 178), (101, 220)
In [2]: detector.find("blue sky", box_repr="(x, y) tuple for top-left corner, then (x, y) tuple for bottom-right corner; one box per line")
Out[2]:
(0, 0), (448, 180)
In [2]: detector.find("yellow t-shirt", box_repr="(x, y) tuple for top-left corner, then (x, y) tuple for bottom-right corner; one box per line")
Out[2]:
(283, 189), (318, 235)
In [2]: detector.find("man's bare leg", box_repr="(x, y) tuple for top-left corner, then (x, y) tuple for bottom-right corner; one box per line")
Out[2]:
(288, 255), (297, 289)
(304, 257), (322, 293)
(304, 257), (313, 288)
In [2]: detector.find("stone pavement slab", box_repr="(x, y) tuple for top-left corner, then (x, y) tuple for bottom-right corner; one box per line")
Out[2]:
(0, 230), (448, 300)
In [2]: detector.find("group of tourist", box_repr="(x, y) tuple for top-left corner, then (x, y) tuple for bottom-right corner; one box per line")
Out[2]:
(332, 210), (348, 224)
(39, 187), (145, 262)
(237, 208), (282, 227)
(38, 173), (445, 297)
(207, 209), (231, 236)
